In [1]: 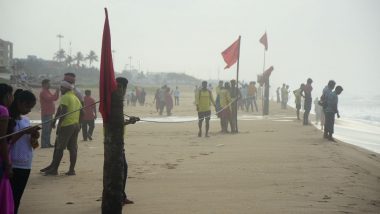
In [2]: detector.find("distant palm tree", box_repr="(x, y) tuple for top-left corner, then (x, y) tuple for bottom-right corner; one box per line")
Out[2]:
(85, 50), (98, 67)
(74, 51), (84, 67)
(65, 55), (74, 67)
(54, 49), (66, 62)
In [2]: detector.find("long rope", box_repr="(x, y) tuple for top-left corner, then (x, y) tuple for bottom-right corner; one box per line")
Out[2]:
(0, 101), (99, 141)
(1, 94), (258, 139)
(126, 97), (239, 124)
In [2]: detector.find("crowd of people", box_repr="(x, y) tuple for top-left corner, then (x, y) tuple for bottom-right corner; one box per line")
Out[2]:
(126, 87), (146, 106)
(278, 78), (343, 142)
(0, 73), (345, 213)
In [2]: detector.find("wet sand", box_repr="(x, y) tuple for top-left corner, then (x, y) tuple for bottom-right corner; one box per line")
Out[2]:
(20, 89), (380, 213)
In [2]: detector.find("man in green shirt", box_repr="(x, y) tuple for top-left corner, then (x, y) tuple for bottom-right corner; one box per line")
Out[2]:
(44, 80), (82, 175)
(195, 81), (216, 137)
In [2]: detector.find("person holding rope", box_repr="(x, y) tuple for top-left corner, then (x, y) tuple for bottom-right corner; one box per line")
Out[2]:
(220, 82), (233, 133)
(8, 89), (40, 214)
(229, 80), (241, 133)
(195, 81), (216, 137)
(43, 80), (82, 176)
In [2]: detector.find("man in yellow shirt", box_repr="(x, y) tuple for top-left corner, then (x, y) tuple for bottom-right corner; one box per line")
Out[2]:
(196, 81), (216, 137)
(219, 82), (232, 133)
(44, 80), (82, 175)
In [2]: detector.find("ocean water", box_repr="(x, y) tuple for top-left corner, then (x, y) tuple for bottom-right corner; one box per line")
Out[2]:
(287, 93), (380, 154)
(332, 94), (380, 153)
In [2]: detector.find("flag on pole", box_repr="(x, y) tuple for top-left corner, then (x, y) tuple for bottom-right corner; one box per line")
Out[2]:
(259, 32), (268, 51)
(221, 36), (241, 69)
(99, 8), (117, 123)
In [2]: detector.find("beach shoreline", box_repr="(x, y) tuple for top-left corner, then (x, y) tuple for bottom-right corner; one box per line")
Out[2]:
(19, 94), (380, 213)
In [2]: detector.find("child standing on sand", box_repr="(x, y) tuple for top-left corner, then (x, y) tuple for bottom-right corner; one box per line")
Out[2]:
(8, 89), (40, 214)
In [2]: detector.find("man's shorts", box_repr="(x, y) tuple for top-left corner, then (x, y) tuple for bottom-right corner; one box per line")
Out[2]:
(198, 110), (211, 120)
(56, 124), (80, 151)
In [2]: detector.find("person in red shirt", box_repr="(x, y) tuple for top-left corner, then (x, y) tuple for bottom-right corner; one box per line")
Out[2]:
(82, 90), (97, 141)
(39, 79), (59, 148)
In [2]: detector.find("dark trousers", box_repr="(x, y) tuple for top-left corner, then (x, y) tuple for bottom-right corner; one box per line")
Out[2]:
(324, 112), (335, 136)
(122, 151), (128, 200)
(82, 120), (95, 140)
(303, 99), (312, 125)
(10, 168), (31, 214)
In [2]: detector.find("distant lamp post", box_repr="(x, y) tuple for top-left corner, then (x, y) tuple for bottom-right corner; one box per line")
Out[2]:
(128, 56), (132, 71)
(57, 34), (64, 50)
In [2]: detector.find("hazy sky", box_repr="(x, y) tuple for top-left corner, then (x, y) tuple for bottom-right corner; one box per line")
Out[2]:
(1, 0), (380, 95)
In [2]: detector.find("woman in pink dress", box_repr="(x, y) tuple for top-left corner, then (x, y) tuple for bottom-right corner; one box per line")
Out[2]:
(0, 83), (14, 214)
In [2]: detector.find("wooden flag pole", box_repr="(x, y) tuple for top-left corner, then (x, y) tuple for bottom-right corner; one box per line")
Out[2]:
(261, 48), (265, 114)
(235, 35), (241, 133)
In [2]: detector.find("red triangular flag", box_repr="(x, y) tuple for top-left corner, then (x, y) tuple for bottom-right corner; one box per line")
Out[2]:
(99, 8), (117, 123)
(221, 36), (241, 69)
(259, 32), (268, 51)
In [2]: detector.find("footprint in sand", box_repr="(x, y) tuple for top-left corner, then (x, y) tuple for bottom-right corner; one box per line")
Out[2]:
(323, 195), (331, 200)
(163, 163), (178, 169)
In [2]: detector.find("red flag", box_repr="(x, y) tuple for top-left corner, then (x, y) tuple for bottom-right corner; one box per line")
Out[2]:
(259, 32), (268, 51)
(99, 8), (117, 123)
(221, 36), (241, 69)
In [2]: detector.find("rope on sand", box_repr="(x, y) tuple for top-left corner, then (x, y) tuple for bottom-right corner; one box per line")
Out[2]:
(1, 96), (245, 139)
(0, 101), (99, 140)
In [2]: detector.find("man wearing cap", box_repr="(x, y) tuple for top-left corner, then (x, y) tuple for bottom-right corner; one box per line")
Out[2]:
(64, 72), (84, 103)
(44, 80), (82, 175)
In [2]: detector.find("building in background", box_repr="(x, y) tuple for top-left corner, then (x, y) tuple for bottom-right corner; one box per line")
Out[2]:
(0, 38), (13, 78)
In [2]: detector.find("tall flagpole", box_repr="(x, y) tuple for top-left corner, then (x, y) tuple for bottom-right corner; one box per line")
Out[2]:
(262, 49), (265, 114)
(236, 35), (241, 133)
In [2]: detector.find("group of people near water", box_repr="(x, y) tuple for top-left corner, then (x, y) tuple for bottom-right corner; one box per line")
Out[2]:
(286, 78), (343, 141)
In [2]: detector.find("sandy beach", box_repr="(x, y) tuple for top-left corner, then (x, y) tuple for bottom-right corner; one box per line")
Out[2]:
(19, 90), (380, 214)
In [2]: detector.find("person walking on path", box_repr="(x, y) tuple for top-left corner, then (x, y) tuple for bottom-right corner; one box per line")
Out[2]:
(82, 90), (97, 141)
(39, 79), (59, 148)
(324, 86), (343, 141)
(302, 78), (313, 125)
(195, 81), (216, 137)
(43, 80), (82, 176)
